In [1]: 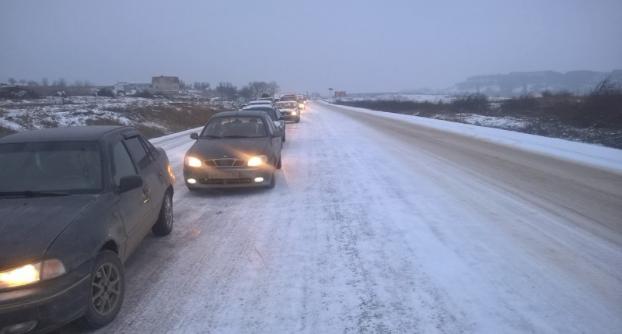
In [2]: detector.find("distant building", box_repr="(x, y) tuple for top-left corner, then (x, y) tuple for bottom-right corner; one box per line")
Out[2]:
(334, 91), (347, 98)
(152, 76), (180, 93)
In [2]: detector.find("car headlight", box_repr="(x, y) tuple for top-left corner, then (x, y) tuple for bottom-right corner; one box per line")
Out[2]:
(247, 155), (268, 167)
(291, 111), (297, 116)
(298, 103), (305, 109)
(0, 259), (66, 289)
(186, 156), (202, 168)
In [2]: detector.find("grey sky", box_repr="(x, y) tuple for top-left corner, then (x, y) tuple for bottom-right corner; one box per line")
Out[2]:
(1, 0), (621, 93)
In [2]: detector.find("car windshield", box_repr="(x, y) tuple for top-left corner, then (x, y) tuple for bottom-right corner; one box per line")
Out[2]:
(277, 102), (297, 108)
(0, 141), (103, 194)
(201, 116), (268, 138)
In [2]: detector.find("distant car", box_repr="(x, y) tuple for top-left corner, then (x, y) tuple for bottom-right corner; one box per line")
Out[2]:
(242, 105), (286, 142)
(244, 100), (273, 108)
(184, 110), (283, 189)
(281, 94), (305, 111)
(275, 101), (300, 122)
(0, 126), (175, 333)
(279, 94), (297, 102)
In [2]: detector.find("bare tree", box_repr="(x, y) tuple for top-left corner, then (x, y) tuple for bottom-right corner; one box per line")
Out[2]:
(215, 82), (237, 100)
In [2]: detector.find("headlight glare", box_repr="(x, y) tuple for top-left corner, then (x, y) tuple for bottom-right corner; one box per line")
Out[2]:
(247, 155), (268, 167)
(186, 156), (202, 167)
(0, 263), (40, 289)
(0, 259), (66, 289)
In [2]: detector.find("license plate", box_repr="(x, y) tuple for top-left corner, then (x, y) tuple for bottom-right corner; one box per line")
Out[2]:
(208, 171), (239, 179)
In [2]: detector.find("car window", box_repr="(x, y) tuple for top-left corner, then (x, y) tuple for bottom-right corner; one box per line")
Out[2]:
(124, 137), (150, 170)
(201, 116), (268, 138)
(263, 116), (276, 135)
(112, 141), (138, 186)
(0, 141), (103, 193)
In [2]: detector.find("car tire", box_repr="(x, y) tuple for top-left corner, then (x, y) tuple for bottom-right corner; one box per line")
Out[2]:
(276, 156), (282, 169)
(267, 172), (276, 188)
(81, 251), (125, 329)
(295, 117), (300, 123)
(152, 191), (173, 236)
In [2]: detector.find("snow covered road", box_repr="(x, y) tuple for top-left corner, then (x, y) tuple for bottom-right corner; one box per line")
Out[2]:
(74, 102), (621, 333)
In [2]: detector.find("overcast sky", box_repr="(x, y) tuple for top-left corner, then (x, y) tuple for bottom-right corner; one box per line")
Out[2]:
(1, 0), (621, 93)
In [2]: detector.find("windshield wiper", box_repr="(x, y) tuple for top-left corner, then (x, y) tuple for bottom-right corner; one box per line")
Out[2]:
(0, 191), (70, 198)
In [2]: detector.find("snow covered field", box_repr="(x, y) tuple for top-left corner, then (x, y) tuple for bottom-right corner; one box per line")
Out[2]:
(60, 102), (621, 333)
(0, 96), (219, 137)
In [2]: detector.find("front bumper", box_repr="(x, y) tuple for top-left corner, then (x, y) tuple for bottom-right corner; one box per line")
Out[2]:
(0, 268), (91, 334)
(184, 166), (274, 189)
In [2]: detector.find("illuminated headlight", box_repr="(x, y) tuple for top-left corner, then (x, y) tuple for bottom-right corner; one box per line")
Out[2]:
(247, 155), (268, 167)
(298, 103), (305, 109)
(291, 111), (297, 116)
(0, 259), (66, 289)
(186, 156), (202, 168)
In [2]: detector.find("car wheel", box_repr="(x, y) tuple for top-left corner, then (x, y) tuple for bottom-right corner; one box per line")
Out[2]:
(282, 134), (286, 142)
(152, 191), (173, 236)
(276, 156), (282, 169)
(267, 172), (276, 188)
(81, 251), (125, 329)
(295, 117), (300, 123)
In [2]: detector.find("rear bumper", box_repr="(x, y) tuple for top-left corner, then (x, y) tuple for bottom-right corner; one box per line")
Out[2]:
(184, 166), (274, 189)
(0, 270), (91, 334)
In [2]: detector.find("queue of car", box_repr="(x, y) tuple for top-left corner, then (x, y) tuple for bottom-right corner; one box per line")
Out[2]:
(0, 94), (307, 333)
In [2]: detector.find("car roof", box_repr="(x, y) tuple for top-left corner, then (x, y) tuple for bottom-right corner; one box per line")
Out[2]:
(247, 100), (272, 104)
(242, 105), (275, 111)
(212, 110), (272, 118)
(0, 126), (129, 143)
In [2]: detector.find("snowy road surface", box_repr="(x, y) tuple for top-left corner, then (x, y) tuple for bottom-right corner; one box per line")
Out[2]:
(70, 102), (621, 333)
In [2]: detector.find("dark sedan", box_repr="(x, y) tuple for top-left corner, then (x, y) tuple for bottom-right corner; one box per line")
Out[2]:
(184, 110), (283, 189)
(242, 105), (286, 142)
(0, 126), (175, 333)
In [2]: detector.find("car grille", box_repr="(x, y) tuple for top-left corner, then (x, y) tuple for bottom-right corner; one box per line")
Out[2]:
(204, 158), (245, 167)
(199, 178), (252, 185)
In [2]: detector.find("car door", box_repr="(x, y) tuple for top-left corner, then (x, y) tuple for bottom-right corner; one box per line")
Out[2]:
(123, 135), (164, 225)
(111, 139), (152, 257)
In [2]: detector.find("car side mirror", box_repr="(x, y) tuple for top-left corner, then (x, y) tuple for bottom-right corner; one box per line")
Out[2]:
(118, 175), (143, 193)
(190, 132), (199, 140)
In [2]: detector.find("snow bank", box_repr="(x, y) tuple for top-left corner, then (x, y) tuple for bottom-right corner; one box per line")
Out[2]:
(324, 101), (622, 174)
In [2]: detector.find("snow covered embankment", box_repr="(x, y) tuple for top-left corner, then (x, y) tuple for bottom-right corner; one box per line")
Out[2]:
(325, 101), (622, 174)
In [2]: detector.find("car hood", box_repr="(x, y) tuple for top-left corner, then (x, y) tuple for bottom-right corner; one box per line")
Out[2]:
(0, 195), (97, 269)
(188, 138), (272, 158)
